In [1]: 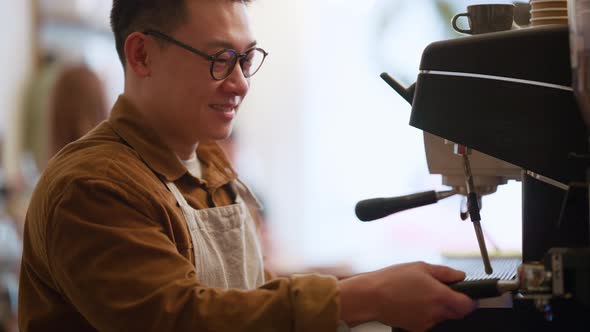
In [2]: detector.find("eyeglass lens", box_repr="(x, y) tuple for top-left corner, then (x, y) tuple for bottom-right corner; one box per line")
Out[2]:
(212, 49), (266, 80)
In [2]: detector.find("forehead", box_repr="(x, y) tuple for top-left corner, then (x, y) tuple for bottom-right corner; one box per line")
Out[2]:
(178, 0), (254, 49)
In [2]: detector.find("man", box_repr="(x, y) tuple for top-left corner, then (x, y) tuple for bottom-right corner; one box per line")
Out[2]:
(18, 1), (477, 331)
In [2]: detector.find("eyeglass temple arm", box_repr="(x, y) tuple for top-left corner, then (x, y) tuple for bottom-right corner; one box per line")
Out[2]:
(143, 30), (214, 60)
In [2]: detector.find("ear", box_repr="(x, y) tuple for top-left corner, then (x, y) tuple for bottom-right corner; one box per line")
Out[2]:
(124, 32), (152, 77)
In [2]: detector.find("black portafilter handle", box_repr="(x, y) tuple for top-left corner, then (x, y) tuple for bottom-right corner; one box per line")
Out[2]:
(447, 279), (520, 299)
(355, 190), (456, 222)
(391, 279), (518, 332)
(448, 279), (502, 299)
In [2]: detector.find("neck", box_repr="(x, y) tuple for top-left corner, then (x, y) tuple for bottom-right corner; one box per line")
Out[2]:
(178, 145), (198, 161)
(123, 90), (198, 161)
(155, 127), (199, 161)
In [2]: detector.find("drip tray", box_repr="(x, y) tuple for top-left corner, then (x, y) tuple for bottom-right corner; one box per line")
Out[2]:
(442, 255), (521, 281)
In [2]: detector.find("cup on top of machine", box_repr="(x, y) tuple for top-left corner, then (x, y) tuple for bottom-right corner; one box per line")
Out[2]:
(529, 0), (568, 26)
(530, 0), (567, 10)
(530, 8), (568, 18)
(452, 4), (516, 35)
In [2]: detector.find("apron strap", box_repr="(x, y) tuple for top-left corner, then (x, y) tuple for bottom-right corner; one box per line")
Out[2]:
(165, 181), (190, 208)
(164, 176), (261, 212)
(164, 181), (201, 232)
(232, 178), (264, 211)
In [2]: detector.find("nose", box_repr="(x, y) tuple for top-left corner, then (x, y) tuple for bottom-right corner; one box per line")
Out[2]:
(220, 62), (250, 97)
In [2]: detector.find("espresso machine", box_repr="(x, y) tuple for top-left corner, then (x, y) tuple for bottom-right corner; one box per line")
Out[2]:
(357, 23), (590, 331)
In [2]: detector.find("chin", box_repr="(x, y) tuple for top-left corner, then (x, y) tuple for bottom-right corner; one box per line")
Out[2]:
(205, 131), (232, 142)
(215, 132), (232, 141)
(217, 126), (234, 140)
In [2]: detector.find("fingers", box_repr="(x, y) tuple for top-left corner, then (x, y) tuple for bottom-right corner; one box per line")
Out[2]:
(425, 264), (477, 322)
(414, 293), (475, 332)
(421, 262), (476, 317)
(424, 263), (466, 283)
(443, 290), (478, 320)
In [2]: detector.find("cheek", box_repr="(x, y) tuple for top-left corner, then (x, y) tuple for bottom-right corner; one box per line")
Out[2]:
(174, 57), (212, 85)
(155, 56), (200, 87)
(173, 71), (219, 103)
(152, 59), (223, 118)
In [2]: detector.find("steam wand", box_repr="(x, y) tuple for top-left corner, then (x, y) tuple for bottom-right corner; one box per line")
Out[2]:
(457, 145), (494, 275)
(378, 71), (493, 274)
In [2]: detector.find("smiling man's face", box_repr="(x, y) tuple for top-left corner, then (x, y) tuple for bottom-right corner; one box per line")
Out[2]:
(147, 0), (256, 145)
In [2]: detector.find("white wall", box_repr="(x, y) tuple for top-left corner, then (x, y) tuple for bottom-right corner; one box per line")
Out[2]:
(237, 1), (310, 263)
(0, 0), (35, 176)
(240, 0), (522, 273)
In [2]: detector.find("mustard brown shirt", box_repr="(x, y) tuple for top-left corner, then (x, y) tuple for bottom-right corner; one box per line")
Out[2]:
(18, 96), (340, 332)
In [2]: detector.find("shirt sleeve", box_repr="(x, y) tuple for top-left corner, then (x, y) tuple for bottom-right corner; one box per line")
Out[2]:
(46, 178), (340, 332)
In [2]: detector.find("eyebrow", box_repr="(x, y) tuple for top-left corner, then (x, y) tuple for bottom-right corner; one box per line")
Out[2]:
(206, 40), (258, 50)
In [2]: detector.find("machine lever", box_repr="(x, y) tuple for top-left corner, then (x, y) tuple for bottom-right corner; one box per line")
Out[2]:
(355, 190), (456, 222)
(380, 72), (416, 105)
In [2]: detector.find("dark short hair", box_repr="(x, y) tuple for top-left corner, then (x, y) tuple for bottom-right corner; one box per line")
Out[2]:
(110, 0), (252, 69)
(111, 0), (188, 68)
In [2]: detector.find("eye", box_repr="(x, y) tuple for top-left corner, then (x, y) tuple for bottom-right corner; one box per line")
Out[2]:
(240, 49), (265, 76)
(213, 51), (235, 70)
(242, 55), (254, 70)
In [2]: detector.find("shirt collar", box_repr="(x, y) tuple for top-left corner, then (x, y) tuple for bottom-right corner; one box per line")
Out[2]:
(108, 95), (237, 186)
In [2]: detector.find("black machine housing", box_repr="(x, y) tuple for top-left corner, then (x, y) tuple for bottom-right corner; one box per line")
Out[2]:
(405, 25), (589, 331)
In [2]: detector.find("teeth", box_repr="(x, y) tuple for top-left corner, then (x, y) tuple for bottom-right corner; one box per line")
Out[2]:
(211, 105), (234, 112)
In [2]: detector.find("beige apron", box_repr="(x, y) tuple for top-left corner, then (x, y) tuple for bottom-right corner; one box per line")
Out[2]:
(165, 180), (265, 289)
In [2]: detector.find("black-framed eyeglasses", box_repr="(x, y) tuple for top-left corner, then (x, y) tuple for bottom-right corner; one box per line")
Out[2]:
(144, 30), (268, 81)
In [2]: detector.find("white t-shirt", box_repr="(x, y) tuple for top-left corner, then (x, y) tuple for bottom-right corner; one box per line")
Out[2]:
(180, 155), (202, 179)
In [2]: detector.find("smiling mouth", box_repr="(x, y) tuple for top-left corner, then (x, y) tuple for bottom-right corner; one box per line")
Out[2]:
(210, 104), (237, 112)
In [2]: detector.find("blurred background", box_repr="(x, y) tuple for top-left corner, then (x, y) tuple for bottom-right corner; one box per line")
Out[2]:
(0, 0), (530, 331)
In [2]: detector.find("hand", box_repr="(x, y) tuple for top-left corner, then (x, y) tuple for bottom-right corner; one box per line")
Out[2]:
(339, 261), (477, 332)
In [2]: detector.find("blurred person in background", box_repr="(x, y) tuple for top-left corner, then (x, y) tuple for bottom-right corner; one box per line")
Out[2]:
(48, 64), (109, 157)
(5, 57), (108, 234)
(18, 1), (476, 331)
